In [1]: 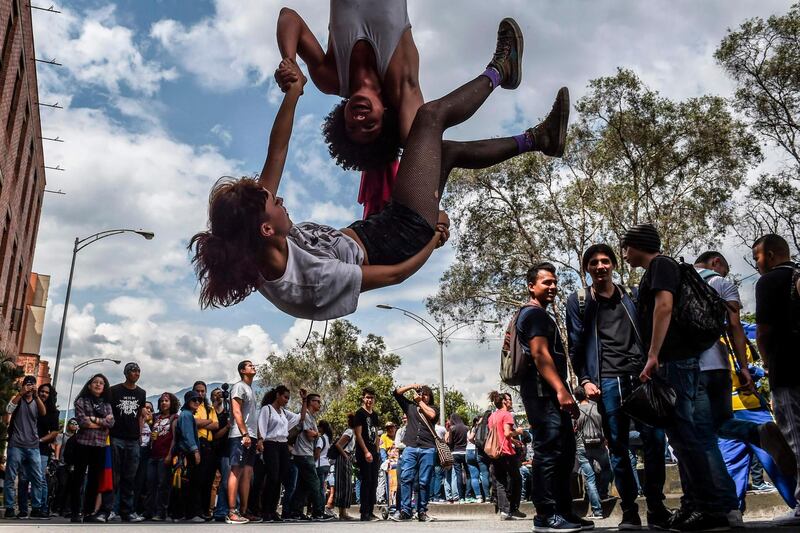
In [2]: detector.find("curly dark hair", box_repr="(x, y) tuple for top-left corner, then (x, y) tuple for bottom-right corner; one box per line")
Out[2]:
(321, 99), (401, 171)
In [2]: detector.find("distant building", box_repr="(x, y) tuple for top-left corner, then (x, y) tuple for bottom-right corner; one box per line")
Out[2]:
(0, 1), (49, 368)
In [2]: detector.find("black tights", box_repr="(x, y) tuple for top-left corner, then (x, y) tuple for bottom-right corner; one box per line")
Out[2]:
(392, 75), (519, 227)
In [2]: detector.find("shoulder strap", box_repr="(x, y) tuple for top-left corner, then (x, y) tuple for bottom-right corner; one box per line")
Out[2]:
(416, 407), (441, 443)
(578, 288), (588, 319)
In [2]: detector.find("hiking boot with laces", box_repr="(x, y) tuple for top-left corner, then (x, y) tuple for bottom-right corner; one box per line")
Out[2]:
(526, 87), (570, 157)
(487, 18), (524, 89)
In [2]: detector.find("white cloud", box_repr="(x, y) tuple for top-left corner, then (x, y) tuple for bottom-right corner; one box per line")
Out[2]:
(33, 5), (177, 96)
(308, 201), (356, 226)
(210, 124), (233, 147)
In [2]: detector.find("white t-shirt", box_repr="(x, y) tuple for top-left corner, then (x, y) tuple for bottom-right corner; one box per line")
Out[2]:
(229, 381), (258, 438)
(697, 268), (740, 372)
(258, 222), (364, 320)
(316, 434), (331, 467)
(258, 404), (302, 442)
(341, 428), (356, 454)
(293, 411), (318, 457)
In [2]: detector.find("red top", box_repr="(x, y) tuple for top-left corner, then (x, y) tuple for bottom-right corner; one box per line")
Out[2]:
(489, 410), (516, 456)
(358, 160), (400, 219)
(150, 414), (176, 459)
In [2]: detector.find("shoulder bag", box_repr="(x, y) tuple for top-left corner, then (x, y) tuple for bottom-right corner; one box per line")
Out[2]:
(416, 408), (453, 469)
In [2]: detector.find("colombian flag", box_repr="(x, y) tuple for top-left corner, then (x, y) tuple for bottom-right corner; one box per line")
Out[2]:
(98, 435), (114, 493)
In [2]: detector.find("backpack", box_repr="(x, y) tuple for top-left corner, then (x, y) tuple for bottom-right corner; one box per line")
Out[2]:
(500, 306), (533, 386)
(579, 403), (603, 447)
(473, 409), (492, 453)
(670, 258), (728, 353)
(482, 413), (503, 460)
(776, 263), (800, 337)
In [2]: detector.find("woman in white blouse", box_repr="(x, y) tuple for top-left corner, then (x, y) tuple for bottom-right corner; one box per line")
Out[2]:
(331, 414), (357, 520)
(256, 386), (307, 522)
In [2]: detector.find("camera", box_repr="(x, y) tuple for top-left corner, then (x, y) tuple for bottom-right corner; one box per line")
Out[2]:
(221, 383), (231, 413)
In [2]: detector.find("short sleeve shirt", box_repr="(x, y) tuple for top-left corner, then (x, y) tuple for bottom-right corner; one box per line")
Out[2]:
(258, 222), (364, 320)
(293, 411), (318, 457)
(697, 269), (740, 371)
(637, 255), (690, 360)
(516, 306), (568, 397)
(354, 407), (379, 456)
(108, 384), (146, 440)
(229, 381), (257, 438)
(9, 399), (39, 449)
(488, 410), (515, 456)
(756, 263), (800, 388)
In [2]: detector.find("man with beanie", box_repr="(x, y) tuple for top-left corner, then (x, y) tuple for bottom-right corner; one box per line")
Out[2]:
(4, 376), (47, 519)
(623, 224), (729, 532)
(108, 362), (147, 522)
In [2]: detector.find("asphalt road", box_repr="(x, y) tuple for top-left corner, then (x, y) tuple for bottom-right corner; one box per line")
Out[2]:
(0, 516), (788, 531)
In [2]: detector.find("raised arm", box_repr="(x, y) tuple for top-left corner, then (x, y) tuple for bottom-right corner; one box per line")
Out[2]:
(359, 212), (449, 292)
(258, 60), (306, 196)
(276, 7), (338, 94)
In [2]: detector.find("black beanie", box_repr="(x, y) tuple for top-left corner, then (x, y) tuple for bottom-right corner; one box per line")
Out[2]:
(622, 224), (661, 253)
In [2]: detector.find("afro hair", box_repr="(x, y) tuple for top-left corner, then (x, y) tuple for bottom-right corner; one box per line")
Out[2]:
(321, 99), (401, 171)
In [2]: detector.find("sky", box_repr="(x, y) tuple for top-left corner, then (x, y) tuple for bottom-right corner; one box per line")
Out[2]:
(29, 0), (793, 410)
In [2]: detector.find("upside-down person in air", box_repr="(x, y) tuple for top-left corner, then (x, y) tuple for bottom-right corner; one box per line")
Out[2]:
(275, 0), (422, 218)
(190, 19), (569, 321)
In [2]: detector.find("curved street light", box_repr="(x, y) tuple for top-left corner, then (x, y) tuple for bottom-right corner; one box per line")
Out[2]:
(62, 357), (121, 435)
(377, 304), (496, 425)
(52, 229), (154, 389)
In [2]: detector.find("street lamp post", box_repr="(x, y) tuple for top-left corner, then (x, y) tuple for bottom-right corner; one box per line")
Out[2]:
(377, 304), (495, 426)
(62, 357), (121, 435)
(52, 229), (154, 390)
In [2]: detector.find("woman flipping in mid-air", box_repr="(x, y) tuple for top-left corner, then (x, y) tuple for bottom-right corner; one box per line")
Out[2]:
(190, 19), (569, 321)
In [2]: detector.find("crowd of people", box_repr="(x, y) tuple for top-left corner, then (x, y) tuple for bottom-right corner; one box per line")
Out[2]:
(2, 228), (798, 532)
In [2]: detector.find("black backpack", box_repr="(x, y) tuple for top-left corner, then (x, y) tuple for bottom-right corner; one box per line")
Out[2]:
(579, 403), (604, 447)
(775, 263), (800, 337)
(473, 409), (492, 455)
(671, 258), (728, 353)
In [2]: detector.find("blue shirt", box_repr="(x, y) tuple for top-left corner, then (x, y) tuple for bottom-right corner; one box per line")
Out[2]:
(175, 408), (200, 453)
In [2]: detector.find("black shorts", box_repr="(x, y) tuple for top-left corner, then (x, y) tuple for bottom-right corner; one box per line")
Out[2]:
(349, 202), (434, 265)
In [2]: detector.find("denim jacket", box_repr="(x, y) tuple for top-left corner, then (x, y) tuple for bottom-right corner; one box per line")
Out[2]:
(566, 284), (645, 386)
(175, 408), (200, 453)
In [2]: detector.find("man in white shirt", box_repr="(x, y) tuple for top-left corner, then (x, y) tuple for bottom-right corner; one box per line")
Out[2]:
(226, 361), (259, 524)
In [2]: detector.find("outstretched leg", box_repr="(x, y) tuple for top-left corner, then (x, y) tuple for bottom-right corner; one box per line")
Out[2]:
(392, 18), (524, 227)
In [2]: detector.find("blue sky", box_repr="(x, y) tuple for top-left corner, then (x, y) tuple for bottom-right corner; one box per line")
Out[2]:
(29, 0), (791, 408)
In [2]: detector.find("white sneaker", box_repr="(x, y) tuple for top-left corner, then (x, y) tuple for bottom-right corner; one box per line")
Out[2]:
(726, 509), (744, 529)
(776, 508), (800, 526)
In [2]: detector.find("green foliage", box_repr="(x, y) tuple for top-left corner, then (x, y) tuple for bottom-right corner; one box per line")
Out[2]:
(428, 68), (760, 323)
(715, 3), (800, 257)
(432, 386), (481, 423)
(324, 375), (403, 434)
(0, 356), (24, 457)
(258, 319), (401, 411)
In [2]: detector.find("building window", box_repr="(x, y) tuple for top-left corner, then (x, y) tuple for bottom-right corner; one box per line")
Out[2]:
(5, 60), (23, 140)
(24, 169), (36, 236)
(0, 12), (15, 86)
(3, 240), (17, 319)
(13, 105), (29, 178)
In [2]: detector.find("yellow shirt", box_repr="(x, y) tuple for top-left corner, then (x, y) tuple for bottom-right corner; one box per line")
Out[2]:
(194, 403), (219, 441)
(380, 433), (394, 450)
(730, 344), (762, 411)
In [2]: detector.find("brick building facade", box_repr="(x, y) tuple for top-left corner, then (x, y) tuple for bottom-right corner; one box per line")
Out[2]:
(0, 0), (47, 362)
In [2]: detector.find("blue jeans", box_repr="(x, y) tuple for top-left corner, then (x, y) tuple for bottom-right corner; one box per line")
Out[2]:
(281, 458), (298, 516)
(214, 454), (232, 518)
(662, 358), (725, 514)
(400, 447), (435, 515)
(18, 453), (50, 514)
(577, 446), (611, 513)
(600, 375), (666, 513)
(522, 393), (575, 518)
(718, 408), (798, 511)
(466, 449), (489, 500)
(4, 446), (45, 512)
(110, 437), (140, 517)
(692, 370), (745, 512)
(520, 464), (532, 500)
(450, 453), (466, 500)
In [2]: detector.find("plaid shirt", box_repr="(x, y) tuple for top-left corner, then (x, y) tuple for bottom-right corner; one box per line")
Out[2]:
(75, 396), (115, 447)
